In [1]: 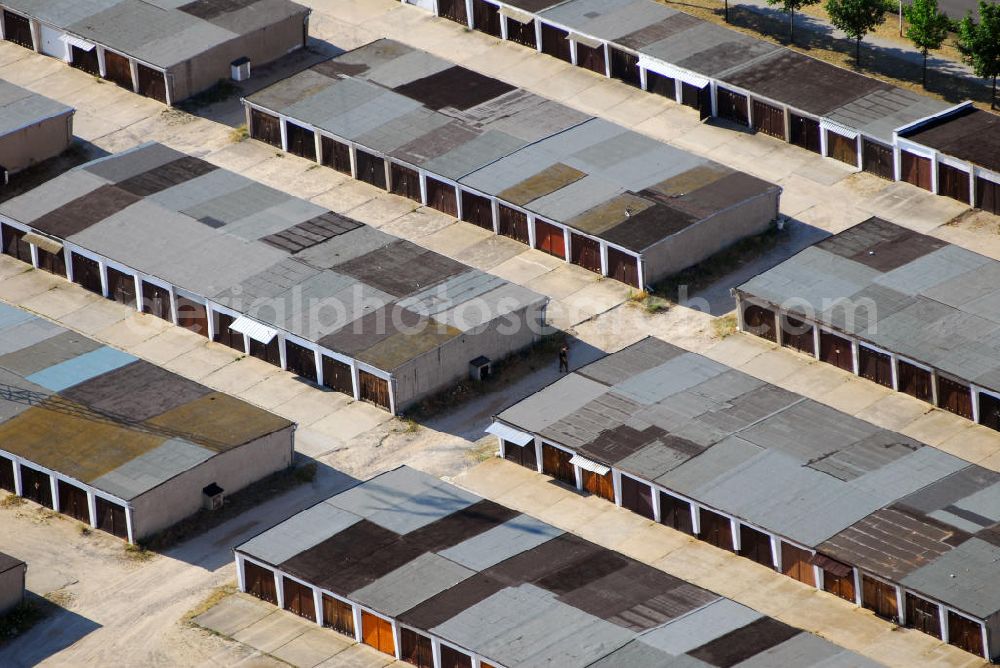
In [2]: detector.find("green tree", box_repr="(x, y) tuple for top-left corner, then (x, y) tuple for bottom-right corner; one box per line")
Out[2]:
(904, 0), (951, 87)
(957, 1), (1000, 109)
(766, 0), (822, 43)
(826, 0), (893, 67)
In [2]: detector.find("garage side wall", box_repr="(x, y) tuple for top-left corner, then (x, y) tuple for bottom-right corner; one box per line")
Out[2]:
(0, 112), (73, 173)
(987, 612), (999, 661)
(393, 302), (546, 411)
(169, 11), (308, 102)
(641, 187), (781, 285)
(130, 426), (295, 540)
(0, 565), (24, 615)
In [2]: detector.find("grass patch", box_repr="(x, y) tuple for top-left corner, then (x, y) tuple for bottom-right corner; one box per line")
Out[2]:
(652, 221), (784, 303)
(183, 584), (237, 625)
(229, 124), (249, 143)
(0, 494), (25, 509)
(0, 600), (48, 644)
(123, 542), (154, 562)
(404, 334), (565, 421)
(713, 314), (738, 339)
(178, 79), (241, 112)
(627, 289), (670, 315)
(139, 463), (316, 552)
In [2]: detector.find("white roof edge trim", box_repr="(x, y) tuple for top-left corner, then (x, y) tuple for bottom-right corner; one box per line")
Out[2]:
(498, 5), (534, 23)
(486, 421), (534, 446)
(230, 315), (278, 344)
(636, 55), (710, 88)
(820, 118), (859, 140)
(570, 454), (610, 475)
(59, 34), (95, 51)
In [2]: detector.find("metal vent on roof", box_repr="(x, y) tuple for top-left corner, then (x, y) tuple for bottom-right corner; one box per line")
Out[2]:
(229, 315), (277, 344)
(570, 454), (610, 476)
(23, 232), (63, 255)
(486, 421), (533, 446)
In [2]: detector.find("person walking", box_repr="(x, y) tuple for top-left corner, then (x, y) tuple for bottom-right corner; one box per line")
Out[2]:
(558, 343), (569, 373)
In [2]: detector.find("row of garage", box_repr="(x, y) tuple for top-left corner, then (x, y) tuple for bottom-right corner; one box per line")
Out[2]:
(426, 0), (1000, 217)
(238, 554), (488, 668)
(0, 220), (395, 410)
(736, 296), (997, 430)
(495, 433), (990, 659)
(1, 7), (169, 103)
(1, 452), (131, 541)
(246, 105), (645, 287)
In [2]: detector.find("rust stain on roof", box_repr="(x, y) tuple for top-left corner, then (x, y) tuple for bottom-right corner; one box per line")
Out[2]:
(567, 193), (653, 236)
(357, 322), (463, 371)
(645, 164), (729, 199)
(146, 392), (292, 451)
(498, 163), (587, 206)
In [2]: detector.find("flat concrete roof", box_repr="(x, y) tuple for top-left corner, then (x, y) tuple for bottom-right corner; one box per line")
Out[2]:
(245, 39), (778, 253)
(0, 143), (546, 373)
(496, 336), (1000, 620)
(901, 106), (1000, 174)
(0, 78), (73, 138)
(237, 465), (878, 667)
(0, 0), (309, 69)
(0, 302), (291, 501)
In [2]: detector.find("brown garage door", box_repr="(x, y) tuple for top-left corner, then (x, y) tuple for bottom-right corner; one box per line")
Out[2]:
(244, 561), (278, 604)
(286, 121), (316, 161)
(72, 253), (103, 295)
(506, 16), (536, 48)
(107, 267), (137, 308)
(58, 480), (90, 523)
(534, 220), (565, 259)
(359, 370), (390, 409)
(742, 303), (776, 342)
(781, 542), (815, 586)
(739, 524), (773, 568)
(472, 0), (501, 37)
(938, 162), (970, 203)
(249, 336), (281, 367)
(862, 139), (894, 179)
(681, 82), (711, 118)
(321, 136), (352, 175)
(213, 312), (244, 352)
(541, 443), (575, 486)
(819, 329), (853, 371)
(900, 150), (932, 190)
(322, 355), (354, 396)
(285, 340), (317, 382)
(571, 234), (601, 274)
(828, 132), (857, 166)
(21, 467), (52, 509)
(2, 10), (33, 49)
(575, 41), (605, 75)
(698, 508), (735, 552)
(660, 492), (694, 535)
(356, 150), (387, 190)
(976, 176), (1000, 215)
(438, 0), (468, 24)
(503, 441), (537, 470)
(858, 345), (892, 388)
(716, 88), (749, 127)
(823, 569), (855, 602)
(938, 375), (972, 419)
(1, 224), (30, 263)
(582, 469), (614, 502)
(136, 63), (167, 103)
(322, 594), (355, 637)
(540, 23), (571, 63)
(780, 315), (814, 356)
(250, 108), (282, 148)
(620, 474), (654, 520)
(361, 612), (396, 656)
(176, 297), (208, 337)
(401, 628), (434, 668)
(978, 391), (1000, 432)
(426, 176), (458, 217)
(905, 592), (941, 639)
(37, 246), (66, 277)
(104, 51), (134, 90)
(0, 456), (14, 493)
(96, 497), (128, 539)
(861, 575), (898, 621)
(498, 205), (529, 243)
(752, 99), (785, 140)
(390, 163), (421, 202)
(897, 360), (932, 403)
(441, 645), (473, 668)
(609, 47), (640, 87)
(647, 71), (675, 99)
(790, 114), (821, 153)
(142, 281), (171, 321)
(283, 577), (316, 621)
(460, 190), (494, 230)
(607, 246), (639, 288)
(70, 45), (100, 76)
(948, 611), (985, 657)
